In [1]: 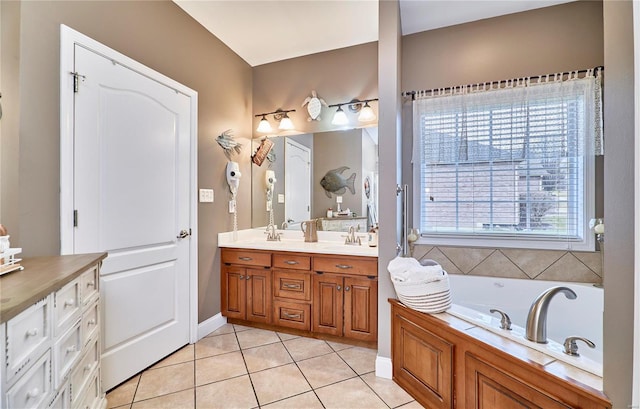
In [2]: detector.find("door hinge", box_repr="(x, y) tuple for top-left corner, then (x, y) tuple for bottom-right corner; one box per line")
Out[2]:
(73, 210), (78, 227)
(70, 72), (86, 93)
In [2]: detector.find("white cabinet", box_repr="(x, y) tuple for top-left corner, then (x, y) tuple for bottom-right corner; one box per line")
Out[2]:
(1, 255), (107, 409)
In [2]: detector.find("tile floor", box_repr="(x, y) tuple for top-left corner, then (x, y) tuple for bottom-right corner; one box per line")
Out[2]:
(106, 324), (424, 409)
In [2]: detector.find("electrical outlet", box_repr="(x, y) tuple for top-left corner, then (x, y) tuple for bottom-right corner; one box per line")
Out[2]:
(229, 200), (236, 213)
(199, 189), (214, 203)
(336, 196), (343, 203)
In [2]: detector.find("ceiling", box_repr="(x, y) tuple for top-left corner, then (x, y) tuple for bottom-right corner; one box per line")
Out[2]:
(173, 0), (575, 67)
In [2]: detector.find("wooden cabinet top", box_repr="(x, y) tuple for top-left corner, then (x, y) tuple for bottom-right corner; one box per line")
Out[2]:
(0, 253), (107, 323)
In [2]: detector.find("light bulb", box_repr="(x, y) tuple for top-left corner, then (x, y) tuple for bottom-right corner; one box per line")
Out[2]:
(358, 102), (376, 122)
(256, 115), (272, 133)
(278, 114), (294, 130)
(331, 106), (349, 126)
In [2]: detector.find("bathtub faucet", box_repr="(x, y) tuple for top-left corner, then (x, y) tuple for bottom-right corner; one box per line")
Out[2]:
(525, 286), (577, 343)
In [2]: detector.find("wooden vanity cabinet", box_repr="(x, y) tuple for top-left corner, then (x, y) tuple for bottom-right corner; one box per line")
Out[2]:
(313, 255), (378, 342)
(221, 248), (378, 343)
(221, 250), (272, 324)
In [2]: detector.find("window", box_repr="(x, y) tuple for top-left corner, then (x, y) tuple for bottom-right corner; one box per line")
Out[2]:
(413, 73), (602, 250)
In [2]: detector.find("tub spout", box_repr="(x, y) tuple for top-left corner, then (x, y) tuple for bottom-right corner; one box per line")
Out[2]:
(525, 286), (577, 343)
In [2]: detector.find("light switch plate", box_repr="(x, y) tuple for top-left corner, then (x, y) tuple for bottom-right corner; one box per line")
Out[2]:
(199, 189), (214, 203)
(278, 194), (285, 203)
(336, 196), (343, 203)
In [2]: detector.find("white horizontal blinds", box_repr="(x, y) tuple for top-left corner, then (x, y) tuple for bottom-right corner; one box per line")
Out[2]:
(415, 73), (600, 243)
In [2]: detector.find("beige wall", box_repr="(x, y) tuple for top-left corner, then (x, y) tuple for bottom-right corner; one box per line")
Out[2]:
(602, 1), (635, 407)
(252, 43), (378, 138)
(2, 0), (253, 323)
(401, 0), (605, 284)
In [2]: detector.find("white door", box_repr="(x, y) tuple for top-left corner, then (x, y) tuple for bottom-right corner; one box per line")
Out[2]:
(62, 32), (195, 390)
(285, 138), (311, 223)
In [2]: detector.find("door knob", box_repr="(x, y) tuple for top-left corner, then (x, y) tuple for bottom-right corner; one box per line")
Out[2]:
(177, 229), (191, 239)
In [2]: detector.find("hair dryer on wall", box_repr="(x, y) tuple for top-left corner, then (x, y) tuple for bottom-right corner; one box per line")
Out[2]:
(226, 161), (241, 195)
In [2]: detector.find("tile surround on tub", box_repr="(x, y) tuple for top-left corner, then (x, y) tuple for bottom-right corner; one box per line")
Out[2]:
(412, 244), (602, 284)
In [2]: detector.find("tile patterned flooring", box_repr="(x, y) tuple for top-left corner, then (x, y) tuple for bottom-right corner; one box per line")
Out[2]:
(106, 324), (423, 409)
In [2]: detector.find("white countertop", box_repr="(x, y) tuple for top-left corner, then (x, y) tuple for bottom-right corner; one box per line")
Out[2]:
(218, 228), (378, 257)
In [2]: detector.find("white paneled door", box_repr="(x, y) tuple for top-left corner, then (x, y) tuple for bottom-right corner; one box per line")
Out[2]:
(60, 27), (197, 391)
(285, 138), (311, 223)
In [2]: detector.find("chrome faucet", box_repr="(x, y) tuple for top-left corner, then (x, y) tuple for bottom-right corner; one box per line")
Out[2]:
(281, 221), (289, 230)
(489, 308), (512, 330)
(525, 286), (577, 343)
(344, 226), (361, 245)
(265, 224), (281, 241)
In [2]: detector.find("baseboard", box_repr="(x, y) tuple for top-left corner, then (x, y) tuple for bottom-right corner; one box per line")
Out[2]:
(375, 355), (393, 379)
(197, 313), (227, 341)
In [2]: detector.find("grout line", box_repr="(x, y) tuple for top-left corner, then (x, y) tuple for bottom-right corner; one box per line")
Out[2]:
(281, 338), (326, 408)
(234, 326), (262, 408)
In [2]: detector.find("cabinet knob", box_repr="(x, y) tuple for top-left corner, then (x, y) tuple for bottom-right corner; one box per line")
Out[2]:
(64, 299), (76, 307)
(66, 345), (77, 354)
(345, 286), (351, 291)
(246, 275), (252, 280)
(239, 275), (244, 279)
(337, 285), (342, 291)
(26, 328), (39, 337)
(26, 388), (40, 399)
(88, 319), (96, 326)
(86, 281), (95, 288)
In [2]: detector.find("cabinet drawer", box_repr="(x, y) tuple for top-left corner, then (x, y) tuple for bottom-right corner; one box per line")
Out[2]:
(47, 382), (69, 409)
(80, 266), (99, 306)
(273, 253), (311, 271)
(313, 256), (377, 277)
(81, 301), (100, 348)
(6, 350), (52, 409)
(70, 336), (100, 403)
(273, 301), (311, 331)
(54, 278), (81, 336)
(72, 368), (100, 409)
(273, 270), (311, 301)
(54, 321), (82, 389)
(222, 249), (271, 267)
(6, 296), (51, 383)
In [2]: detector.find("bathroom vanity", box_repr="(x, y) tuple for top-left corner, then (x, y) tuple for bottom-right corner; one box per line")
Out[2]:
(219, 229), (378, 345)
(389, 299), (611, 409)
(0, 253), (107, 409)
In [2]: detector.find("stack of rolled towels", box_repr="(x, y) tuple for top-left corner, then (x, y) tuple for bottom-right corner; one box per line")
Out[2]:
(388, 256), (451, 313)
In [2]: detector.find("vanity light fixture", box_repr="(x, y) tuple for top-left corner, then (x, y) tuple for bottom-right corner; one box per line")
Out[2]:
(329, 98), (379, 125)
(255, 109), (296, 133)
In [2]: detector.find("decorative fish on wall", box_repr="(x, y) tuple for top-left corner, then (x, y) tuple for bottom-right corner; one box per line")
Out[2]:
(216, 129), (242, 159)
(320, 166), (356, 198)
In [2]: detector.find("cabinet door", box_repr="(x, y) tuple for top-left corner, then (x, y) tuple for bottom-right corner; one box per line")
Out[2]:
(246, 269), (272, 323)
(222, 266), (246, 320)
(343, 276), (377, 342)
(393, 313), (454, 409)
(465, 353), (572, 409)
(312, 273), (343, 336)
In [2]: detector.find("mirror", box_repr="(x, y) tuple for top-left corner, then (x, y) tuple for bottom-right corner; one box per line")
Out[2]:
(251, 127), (378, 232)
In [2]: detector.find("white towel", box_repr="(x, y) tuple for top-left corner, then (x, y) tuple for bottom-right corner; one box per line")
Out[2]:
(387, 256), (443, 283)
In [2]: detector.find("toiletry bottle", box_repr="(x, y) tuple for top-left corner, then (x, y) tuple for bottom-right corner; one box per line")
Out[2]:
(368, 225), (378, 247)
(327, 208), (333, 218)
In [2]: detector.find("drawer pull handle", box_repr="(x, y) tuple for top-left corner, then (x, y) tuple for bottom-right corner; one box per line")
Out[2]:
(66, 346), (77, 354)
(284, 260), (299, 265)
(26, 388), (40, 399)
(26, 328), (39, 337)
(64, 299), (76, 307)
(283, 313), (302, 319)
(335, 264), (353, 270)
(282, 283), (301, 290)
(238, 257), (253, 261)
(86, 281), (95, 288)
(87, 319), (96, 326)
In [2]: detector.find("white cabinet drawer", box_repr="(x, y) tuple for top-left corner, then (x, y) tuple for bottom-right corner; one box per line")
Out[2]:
(71, 369), (99, 409)
(5, 296), (51, 384)
(6, 350), (52, 409)
(47, 382), (69, 409)
(81, 301), (99, 348)
(54, 279), (81, 336)
(80, 266), (99, 306)
(53, 321), (82, 389)
(70, 336), (99, 404)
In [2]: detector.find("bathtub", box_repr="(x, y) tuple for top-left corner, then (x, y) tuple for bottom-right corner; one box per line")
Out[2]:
(445, 274), (603, 377)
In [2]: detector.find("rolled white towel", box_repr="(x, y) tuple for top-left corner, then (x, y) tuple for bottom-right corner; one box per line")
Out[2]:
(388, 256), (443, 282)
(387, 256), (421, 278)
